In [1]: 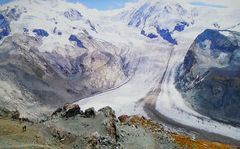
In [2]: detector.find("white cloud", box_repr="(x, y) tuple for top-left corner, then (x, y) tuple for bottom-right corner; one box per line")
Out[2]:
(184, 0), (240, 9)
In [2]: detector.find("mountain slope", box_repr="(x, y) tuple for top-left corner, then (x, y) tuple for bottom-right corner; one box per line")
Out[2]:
(0, 0), (137, 118)
(0, 33), (133, 118)
(175, 29), (240, 125)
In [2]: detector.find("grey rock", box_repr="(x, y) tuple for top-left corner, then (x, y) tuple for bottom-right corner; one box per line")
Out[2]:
(99, 106), (116, 118)
(176, 29), (240, 125)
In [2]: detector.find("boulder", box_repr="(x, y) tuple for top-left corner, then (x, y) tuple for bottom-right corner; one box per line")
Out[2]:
(99, 106), (115, 118)
(84, 107), (96, 118)
(0, 108), (20, 119)
(11, 110), (20, 119)
(63, 103), (81, 118)
(118, 115), (130, 123)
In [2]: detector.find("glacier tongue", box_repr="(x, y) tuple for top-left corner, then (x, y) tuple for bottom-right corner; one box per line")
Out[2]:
(76, 42), (173, 116)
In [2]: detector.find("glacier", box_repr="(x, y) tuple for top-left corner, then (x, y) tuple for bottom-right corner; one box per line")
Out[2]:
(0, 0), (240, 144)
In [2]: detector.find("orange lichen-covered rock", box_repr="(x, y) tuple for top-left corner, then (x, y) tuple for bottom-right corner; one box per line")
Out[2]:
(128, 115), (163, 133)
(119, 115), (237, 149)
(171, 134), (237, 149)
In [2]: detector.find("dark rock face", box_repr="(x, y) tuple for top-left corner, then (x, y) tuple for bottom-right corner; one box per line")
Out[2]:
(84, 107), (96, 118)
(33, 29), (49, 37)
(196, 29), (239, 53)
(51, 103), (83, 118)
(68, 34), (85, 48)
(6, 8), (21, 20)
(64, 9), (82, 21)
(63, 103), (81, 118)
(141, 30), (158, 39)
(176, 29), (240, 125)
(156, 27), (177, 45)
(174, 21), (189, 32)
(0, 108), (19, 119)
(11, 110), (20, 119)
(0, 14), (10, 40)
(182, 50), (196, 73)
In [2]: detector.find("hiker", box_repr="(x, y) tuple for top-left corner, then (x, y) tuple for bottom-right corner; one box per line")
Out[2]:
(22, 125), (26, 132)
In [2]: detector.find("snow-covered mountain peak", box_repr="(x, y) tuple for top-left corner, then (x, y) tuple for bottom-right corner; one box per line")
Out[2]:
(0, 0), (101, 55)
(0, 0), (239, 51)
(125, 0), (192, 27)
(119, 0), (195, 45)
(64, 8), (83, 21)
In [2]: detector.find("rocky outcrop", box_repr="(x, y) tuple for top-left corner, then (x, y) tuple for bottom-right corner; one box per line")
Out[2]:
(63, 103), (81, 118)
(0, 108), (19, 119)
(46, 105), (161, 148)
(175, 29), (240, 125)
(118, 115), (130, 123)
(84, 107), (96, 118)
(51, 103), (81, 118)
(0, 105), (236, 148)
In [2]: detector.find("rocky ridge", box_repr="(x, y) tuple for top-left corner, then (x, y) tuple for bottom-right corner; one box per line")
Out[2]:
(0, 104), (237, 149)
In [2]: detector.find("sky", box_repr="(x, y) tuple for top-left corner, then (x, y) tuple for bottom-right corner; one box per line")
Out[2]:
(0, 0), (135, 10)
(68, 0), (135, 10)
(0, 0), (13, 5)
(0, 0), (239, 10)
(189, 1), (226, 8)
